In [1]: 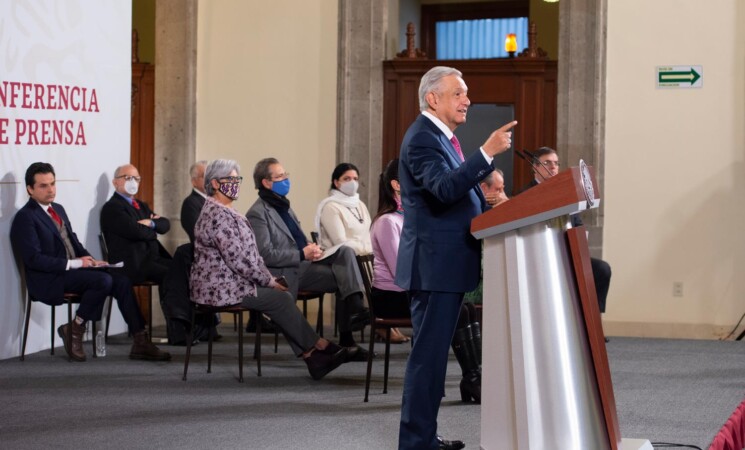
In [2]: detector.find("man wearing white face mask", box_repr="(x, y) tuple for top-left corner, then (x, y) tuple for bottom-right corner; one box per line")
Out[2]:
(314, 162), (373, 255)
(100, 164), (172, 290)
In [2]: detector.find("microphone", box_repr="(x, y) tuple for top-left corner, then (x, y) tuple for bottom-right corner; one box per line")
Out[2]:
(310, 231), (319, 244)
(515, 149), (547, 182)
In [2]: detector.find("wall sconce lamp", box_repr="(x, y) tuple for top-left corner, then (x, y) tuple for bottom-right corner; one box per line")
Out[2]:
(543, 0), (559, 3)
(505, 33), (517, 58)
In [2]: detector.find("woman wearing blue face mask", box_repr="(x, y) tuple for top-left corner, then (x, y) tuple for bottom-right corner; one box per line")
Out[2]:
(314, 163), (372, 256)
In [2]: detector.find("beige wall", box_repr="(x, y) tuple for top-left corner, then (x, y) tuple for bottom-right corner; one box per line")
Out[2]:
(603, 0), (745, 338)
(196, 0), (338, 227)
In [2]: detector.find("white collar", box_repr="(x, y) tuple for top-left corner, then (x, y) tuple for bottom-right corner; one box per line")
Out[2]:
(35, 200), (52, 211)
(422, 111), (454, 140)
(193, 188), (208, 199)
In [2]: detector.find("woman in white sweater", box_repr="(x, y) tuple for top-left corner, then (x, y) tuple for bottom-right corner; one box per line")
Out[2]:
(314, 163), (373, 255)
(316, 162), (408, 343)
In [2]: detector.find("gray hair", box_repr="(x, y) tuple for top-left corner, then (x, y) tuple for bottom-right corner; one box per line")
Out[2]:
(113, 164), (132, 179)
(253, 157), (279, 189)
(419, 66), (463, 111)
(189, 160), (208, 179)
(481, 168), (504, 188)
(204, 159), (240, 196)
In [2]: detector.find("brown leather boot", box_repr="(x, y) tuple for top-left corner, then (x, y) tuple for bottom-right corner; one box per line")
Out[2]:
(57, 321), (87, 362)
(130, 330), (171, 361)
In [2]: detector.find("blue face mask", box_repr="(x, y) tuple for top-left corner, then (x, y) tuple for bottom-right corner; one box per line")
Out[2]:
(271, 178), (291, 197)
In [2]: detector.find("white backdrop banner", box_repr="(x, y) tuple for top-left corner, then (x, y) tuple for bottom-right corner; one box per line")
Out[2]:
(0, 0), (132, 360)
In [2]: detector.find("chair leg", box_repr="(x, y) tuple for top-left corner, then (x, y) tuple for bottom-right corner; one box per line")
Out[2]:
(20, 298), (32, 361)
(253, 313), (260, 360)
(252, 312), (260, 377)
(182, 308), (196, 381)
(316, 295), (324, 337)
(274, 328), (279, 353)
(51, 305), (56, 356)
(147, 286), (153, 341)
(207, 318), (214, 374)
(238, 311), (245, 382)
(364, 322), (376, 402)
(105, 296), (113, 342)
(66, 302), (73, 362)
(91, 321), (97, 358)
(383, 328), (392, 394)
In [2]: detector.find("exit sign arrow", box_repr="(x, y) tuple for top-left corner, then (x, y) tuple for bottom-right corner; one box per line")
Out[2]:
(658, 68), (700, 84)
(656, 65), (703, 88)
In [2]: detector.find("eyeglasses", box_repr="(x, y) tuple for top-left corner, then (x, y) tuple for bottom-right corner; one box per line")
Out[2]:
(116, 175), (141, 183)
(268, 172), (289, 181)
(219, 176), (243, 183)
(540, 161), (560, 168)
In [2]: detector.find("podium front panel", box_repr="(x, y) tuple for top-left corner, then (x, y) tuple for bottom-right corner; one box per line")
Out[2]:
(481, 218), (609, 450)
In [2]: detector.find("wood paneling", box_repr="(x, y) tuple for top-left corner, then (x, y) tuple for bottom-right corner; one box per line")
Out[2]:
(383, 58), (557, 193)
(131, 62), (154, 206)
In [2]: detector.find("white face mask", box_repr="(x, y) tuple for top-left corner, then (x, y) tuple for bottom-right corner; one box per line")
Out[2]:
(124, 179), (139, 196)
(338, 180), (358, 196)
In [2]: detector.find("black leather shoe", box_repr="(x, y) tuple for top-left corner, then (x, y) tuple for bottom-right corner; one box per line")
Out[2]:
(437, 435), (465, 450)
(197, 326), (222, 342)
(305, 347), (348, 380)
(319, 341), (344, 355)
(345, 345), (375, 362)
(348, 310), (371, 331)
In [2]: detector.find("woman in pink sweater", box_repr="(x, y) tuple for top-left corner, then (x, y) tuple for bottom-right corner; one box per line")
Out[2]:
(369, 159), (410, 343)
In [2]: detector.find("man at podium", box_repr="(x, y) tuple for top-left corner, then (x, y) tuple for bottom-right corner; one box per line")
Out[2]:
(395, 65), (516, 450)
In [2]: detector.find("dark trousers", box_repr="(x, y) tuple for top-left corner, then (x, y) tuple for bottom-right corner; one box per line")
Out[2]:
(399, 290), (463, 450)
(591, 257), (611, 313)
(297, 246), (363, 333)
(63, 269), (145, 332)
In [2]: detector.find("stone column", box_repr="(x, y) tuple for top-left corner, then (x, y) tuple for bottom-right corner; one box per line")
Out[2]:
(154, 0), (198, 254)
(337, 0), (388, 211)
(557, 0), (608, 257)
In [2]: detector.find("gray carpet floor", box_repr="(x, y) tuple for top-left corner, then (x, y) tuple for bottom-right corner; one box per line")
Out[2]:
(1, 326), (743, 450)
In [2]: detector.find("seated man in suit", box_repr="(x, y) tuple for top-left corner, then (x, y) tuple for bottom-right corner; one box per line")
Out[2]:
(180, 160), (207, 242)
(479, 168), (509, 207)
(100, 164), (172, 286)
(10, 162), (170, 362)
(522, 146), (612, 316)
(246, 157), (370, 360)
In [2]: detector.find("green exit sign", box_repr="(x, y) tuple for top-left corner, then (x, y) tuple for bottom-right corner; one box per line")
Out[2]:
(657, 66), (702, 88)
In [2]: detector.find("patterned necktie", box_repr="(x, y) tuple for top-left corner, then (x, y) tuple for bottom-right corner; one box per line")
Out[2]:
(48, 206), (63, 227)
(450, 135), (464, 162)
(132, 199), (140, 210)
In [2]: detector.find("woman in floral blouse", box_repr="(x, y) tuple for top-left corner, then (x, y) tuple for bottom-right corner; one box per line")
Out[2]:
(190, 159), (347, 380)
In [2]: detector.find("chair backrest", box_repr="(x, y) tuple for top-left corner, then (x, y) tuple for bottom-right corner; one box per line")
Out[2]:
(98, 232), (109, 261)
(355, 254), (376, 313)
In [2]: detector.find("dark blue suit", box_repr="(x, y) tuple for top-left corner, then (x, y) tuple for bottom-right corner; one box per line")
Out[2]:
(396, 114), (492, 449)
(10, 199), (144, 331)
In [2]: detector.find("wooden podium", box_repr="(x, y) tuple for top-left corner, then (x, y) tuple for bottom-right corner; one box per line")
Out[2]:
(471, 165), (651, 450)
